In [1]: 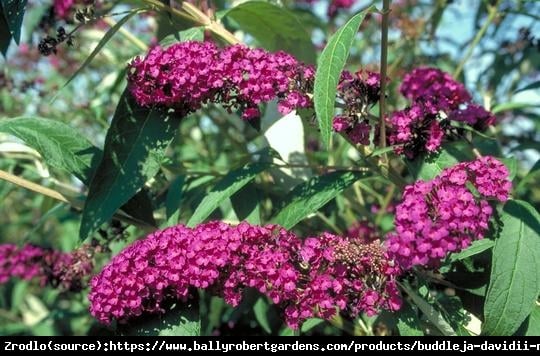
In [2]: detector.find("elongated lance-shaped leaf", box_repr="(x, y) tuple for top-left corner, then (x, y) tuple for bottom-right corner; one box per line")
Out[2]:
(313, 6), (375, 148)
(399, 282), (457, 336)
(449, 239), (495, 262)
(159, 26), (205, 47)
(253, 297), (272, 334)
(80, 91), (180, 240)
(119, 299), (200, 336)
(514, 80), (540, 94)
(1, 0), (27, 48)
(231, 183), (261, 225)
(492, 102), (540, 114)
(0, 117), (100, 183)
(483, 200), (540, 335)
(187, 162), (269, 227)
(526, 306), (540, 336)
(0, 117), (157, 227)
(0, 11), (11, 56)
(405, 142), (472, 181)
(54, 9), (144, 100)
(223, 1), (316, 64)
(396, 301), (424, 336)
(272, 170), (370, 229)
(164, 176), (186, 226)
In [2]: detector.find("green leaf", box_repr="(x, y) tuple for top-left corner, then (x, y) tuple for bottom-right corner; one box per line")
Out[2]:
(492, 102), (540, 114)
(80, 91), (180, 240)
(165, 176), (186, 226)
(406, 143), (471, 180)
(1, 0), (27, 45)
(0, 117), (100, 183)
(514, 80), (540, 94)
(396, 301), (424, 336)
(313, 7), (374, 148)
(0, 11), (11, 56)
(253, 297), (272, 334)
(224, 1), (316, 64)
(517, 159), (540, 192)
(300, 318), (324, 333)
(160, 26), (205, 47)
(57, 9), (143, 97)
(202, 296), (225, 336)
(279, 327), (295, 336)
(429, 0), (447, 39)
(366, 145), (399, 158)
(500, 157), (517, 181)
(400, 282), (457, 336)
(120, 300), (200, 336)
(0, 117), (157, 228)
(526, 306), (540, 336)
(20, 2), (45, 41)
(187, 162), (268, 227)
(449, 120), (496, 141)
(450, 239), (495, 262)
(11, 281), (29, 313)
(483, 200), (540, 335)
(155, 4), (193, 42)
(230, 183), (261, 224)
(273, 170), (370, 229)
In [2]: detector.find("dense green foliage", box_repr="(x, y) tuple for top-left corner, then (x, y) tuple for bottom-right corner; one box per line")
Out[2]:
(0, 0), (539, 336)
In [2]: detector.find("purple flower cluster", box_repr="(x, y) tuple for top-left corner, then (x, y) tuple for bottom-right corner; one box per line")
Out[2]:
(332, 71), (381, 145)
(127, 42), (314, 120)
(328, 0), (357, 17)
(386, 156), (511, 269)
(388, 99), (446, 158)
(389, 67), (496, 157)
(0, 244), (93, 291)
(88, 221), (400, 329)
(296, 0), (357, 17)
(53, 0), (94, 20)
(0, 244), (44, 283)
(399, 67), (471, 109)
(449, 103), (496, 131)
(53, 0), (75, 20)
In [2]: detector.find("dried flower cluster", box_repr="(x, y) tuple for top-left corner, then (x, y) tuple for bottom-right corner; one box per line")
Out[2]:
(0, 244), (93, 291)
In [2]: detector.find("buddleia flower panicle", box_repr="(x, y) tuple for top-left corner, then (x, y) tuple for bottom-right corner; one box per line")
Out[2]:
(386, 156), (511, 269)
(88, 222), (401, 329)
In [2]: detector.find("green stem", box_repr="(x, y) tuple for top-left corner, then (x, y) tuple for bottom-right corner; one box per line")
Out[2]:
(375, 184), (395, 225)
(140, 0), (239, 45)
(274, 162), (369, 173)
(316, 212), (343, 235)
(340, 133), (406, 188)
(103, 17), (148, 51)
(0, 169), (71, 204)
(356, 317), (372, 336)
(329, 314), (358, 335)
(453, 0), (500, 79)
(378, 0), (390, 151)
(0, 169), (154, 230)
